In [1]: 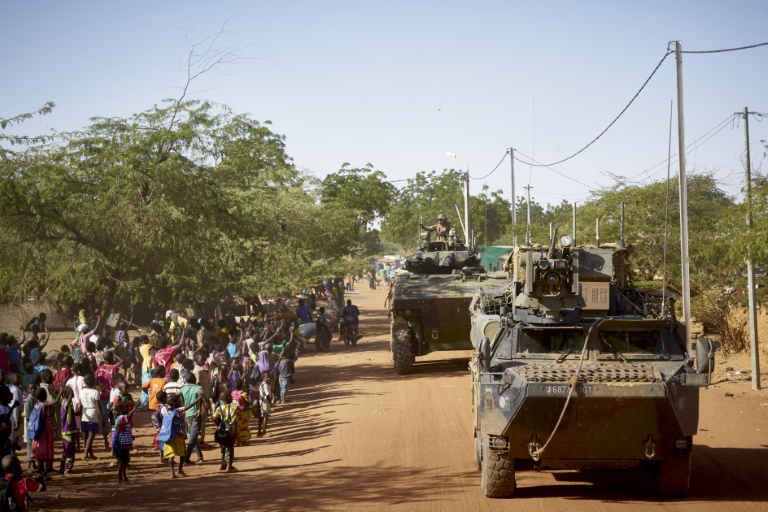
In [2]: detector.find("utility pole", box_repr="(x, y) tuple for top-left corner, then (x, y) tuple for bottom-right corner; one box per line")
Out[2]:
(740, 106), (761, 390)
(675, 40), (693, 347)
(524, 184), (532, 246)
(509, 147), (517, 246)
(464, 171), (472, 252)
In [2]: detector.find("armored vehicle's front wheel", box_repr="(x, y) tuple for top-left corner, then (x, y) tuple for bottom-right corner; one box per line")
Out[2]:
(480, 435), (516, 498)
(392, 323), (414, 375)
(653, 453), (691, 497)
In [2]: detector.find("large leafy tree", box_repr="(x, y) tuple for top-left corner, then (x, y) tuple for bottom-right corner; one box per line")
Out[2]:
(320, 163), (395, 228)
(380, 169), (466, 248)
(0, 99), (360, 326)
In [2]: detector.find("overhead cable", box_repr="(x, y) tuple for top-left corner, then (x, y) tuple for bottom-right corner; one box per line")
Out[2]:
(470, 152), (508, 180)
(681, 41), (768, 54)
(513, 150), (598, 192)
(523, 49), (673, 167)
(626, 113), (737, 183)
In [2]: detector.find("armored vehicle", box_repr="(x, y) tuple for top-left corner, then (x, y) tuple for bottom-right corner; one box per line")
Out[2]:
(388, 230), (501, 374)
(469, 229), (714, 498)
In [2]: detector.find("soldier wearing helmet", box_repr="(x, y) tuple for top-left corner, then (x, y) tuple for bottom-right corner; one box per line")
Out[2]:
(420, 213), (452, 242)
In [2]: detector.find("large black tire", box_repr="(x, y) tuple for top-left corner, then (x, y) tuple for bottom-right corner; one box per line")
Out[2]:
(480, 435), (516, 498)
(654, 454), (691, 497)
(392, 323), (414, 375)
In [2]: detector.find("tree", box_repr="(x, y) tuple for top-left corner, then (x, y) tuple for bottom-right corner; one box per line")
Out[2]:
(380, 169), (465, 248)
(575, 173), (737, 295)
(0, 99), (364, 327)
(469, 185), (513, 248)
(320, 163), (396, 229)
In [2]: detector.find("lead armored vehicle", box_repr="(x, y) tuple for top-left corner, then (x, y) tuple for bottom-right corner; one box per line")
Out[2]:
(389, 229), (498, 374)
(469, 228), (714, 498)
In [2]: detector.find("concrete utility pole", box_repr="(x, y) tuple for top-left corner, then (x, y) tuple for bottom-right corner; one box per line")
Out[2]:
(509, 147), (517, 246)
(740, 106), (761, 390)
(464, 171), (472, 251)
(675, 40), (693, 346)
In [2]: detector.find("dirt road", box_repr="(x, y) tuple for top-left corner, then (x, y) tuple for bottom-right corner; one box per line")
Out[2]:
(43, 286), (768, 512)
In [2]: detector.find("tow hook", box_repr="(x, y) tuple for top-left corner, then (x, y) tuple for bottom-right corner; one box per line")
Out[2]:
(431, 328), (439, 340)
(528, 434), (542, 461)
(644, 434), (656, 460)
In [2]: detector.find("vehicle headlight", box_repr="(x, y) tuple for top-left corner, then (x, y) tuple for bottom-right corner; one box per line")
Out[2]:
(559, 234), (573, 247)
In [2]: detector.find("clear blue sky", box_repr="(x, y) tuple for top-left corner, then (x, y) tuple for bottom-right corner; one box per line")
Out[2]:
(2, 1), (767, 208)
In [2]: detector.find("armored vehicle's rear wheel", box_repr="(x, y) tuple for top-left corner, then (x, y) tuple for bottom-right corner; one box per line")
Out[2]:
(480, 435), (516, 498)
(392, 323), (414, 375)
(653, 453), (691, 497)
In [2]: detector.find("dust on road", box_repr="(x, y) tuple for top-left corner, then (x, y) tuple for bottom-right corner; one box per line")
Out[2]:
(41, 286), (768, 512)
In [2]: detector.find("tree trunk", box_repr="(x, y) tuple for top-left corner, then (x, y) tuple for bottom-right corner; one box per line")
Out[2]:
(96, 275), (118, 336)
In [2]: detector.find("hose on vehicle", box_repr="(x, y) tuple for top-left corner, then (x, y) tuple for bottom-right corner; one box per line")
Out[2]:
(528, 319), (600, 461)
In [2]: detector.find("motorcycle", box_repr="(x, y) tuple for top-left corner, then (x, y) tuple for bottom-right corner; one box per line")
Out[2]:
(339, 319), (359, 347)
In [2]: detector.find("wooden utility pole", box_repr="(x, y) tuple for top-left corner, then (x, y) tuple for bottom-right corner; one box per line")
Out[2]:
(509, 147), (517, 246)
(675, 40), (693, 346)
(740, 106), (761, 390)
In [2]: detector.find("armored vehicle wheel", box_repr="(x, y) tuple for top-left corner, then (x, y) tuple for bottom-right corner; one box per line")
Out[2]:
(392, 323), (414, 375)
(654, 454), (691, 497)
(480, 435), (516, 498)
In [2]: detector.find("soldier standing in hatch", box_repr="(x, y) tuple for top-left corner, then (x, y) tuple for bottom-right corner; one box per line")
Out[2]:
(421, 213), (452, 242)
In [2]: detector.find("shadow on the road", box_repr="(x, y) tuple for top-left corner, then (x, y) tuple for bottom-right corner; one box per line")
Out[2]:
(500, 444), (768, 502)
(79, 463), (467, 512)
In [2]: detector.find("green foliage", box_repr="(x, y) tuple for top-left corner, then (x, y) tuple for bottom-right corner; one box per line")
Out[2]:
(0, 100), (364, 314)
(380, 169), (465, 248)
(320, 163), (396, 228)
(0, 102), (55, 157)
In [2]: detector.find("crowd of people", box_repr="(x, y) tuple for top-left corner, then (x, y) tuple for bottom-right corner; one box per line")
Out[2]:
(0, 306), (316, 510)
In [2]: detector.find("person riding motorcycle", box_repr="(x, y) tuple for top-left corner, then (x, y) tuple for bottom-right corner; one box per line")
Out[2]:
(340, 300), (360, 345)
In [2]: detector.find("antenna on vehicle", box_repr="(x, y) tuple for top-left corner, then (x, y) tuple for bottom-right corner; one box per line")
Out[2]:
(662, 100), (674, 317)
(619, 202), (626, 250)
(572, 202), (577, 247)
(595, 217), (600, 248)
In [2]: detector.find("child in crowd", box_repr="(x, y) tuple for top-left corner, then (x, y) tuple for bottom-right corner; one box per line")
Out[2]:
(160, 394), (187, 479)
(0, 418), (21, 476)
(143, 366), (166, 411)
(2, 454), (46, 512)
(30, 387), (56, 480)
(79, 374), (103, 461)
(257, 371), (272, 437)
(112, 400), (137, 485)
(59, 387), (77, 474)
(232, 379), (251, 446)
(24, 380), (38, 471)
(152, 390), (167, 463)
(213, 390), (239, 473)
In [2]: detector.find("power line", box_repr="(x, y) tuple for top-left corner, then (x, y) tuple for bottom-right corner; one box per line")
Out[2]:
(524, 49), (673, 167)
(681, 41), (768, 54)
(513, 150), (598, 191)
(470, 152), (508, 180)
(625, 113), (737, 183)
(633, 116), (737, 184)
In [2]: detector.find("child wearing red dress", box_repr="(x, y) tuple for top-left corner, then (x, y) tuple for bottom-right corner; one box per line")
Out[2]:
(2, 454), (45, 512)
